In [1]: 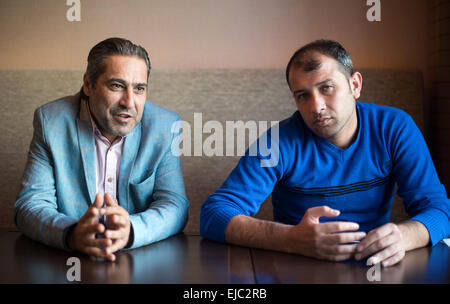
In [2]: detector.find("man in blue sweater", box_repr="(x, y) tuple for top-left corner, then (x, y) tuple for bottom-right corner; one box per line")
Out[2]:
(200, 40), (450, 267)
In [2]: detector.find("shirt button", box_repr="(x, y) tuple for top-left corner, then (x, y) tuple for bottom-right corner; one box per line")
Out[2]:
(107, 177), (113, 183)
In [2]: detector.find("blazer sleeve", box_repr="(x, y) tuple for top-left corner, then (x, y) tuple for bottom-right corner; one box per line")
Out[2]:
(128, 126), (189, 249)
(14, 107), (78, 250)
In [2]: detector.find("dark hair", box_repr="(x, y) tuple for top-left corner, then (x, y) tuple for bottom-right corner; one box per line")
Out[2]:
(285, 39), (353, 89)
(85, 37), (151, 89)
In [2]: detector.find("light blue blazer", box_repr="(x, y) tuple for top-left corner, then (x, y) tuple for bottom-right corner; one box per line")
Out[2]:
(14, 92), (189, 250)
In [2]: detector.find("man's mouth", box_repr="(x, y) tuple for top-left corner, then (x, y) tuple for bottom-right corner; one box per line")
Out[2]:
(314, 117), (332, 127)
(114, 112), (133, 123)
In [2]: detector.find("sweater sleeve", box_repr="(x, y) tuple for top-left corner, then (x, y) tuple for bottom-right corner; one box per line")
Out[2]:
(200, 127), (283, 243)
(390, 113), (450, 246)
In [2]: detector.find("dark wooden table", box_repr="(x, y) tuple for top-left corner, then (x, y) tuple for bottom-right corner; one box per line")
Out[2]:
(0, 229), (448, 284)
(251, 243), (450, 284)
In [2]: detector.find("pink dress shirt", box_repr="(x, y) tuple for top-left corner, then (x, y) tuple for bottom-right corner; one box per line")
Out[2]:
(89, 115), (124, 201)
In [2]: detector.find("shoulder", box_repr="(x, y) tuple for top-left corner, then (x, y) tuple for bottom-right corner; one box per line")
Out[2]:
(140, 101), (183, 136)
(252, 111), (307, 172)
(255, 111), (305, 150)
(357, 101), (414, 128)
(275, 111), (313, 147)
(357, 101), (411, 118)
(34, 93), (80, 125)
(276, 111), (305, 136)
(357, 101), (421, 153)
(141, 101), (181, 123)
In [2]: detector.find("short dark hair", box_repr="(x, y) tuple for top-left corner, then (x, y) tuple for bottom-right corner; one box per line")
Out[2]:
(285, 39), (354, 89)
(85, 37), (151, 89)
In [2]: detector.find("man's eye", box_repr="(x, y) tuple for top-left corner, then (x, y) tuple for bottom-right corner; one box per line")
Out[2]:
(135, 87), (146, 94)
(295, 94), (307, 102)
(111, 83), (124, 89)
(322, 85), (334, 93)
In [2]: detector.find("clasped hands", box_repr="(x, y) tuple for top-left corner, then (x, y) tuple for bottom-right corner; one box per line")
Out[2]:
(287, 206), (406, 267)
(67, 193), (131, 262)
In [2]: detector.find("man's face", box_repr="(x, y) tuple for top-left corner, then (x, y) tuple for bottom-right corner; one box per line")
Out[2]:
(83, 55), (148, 142)
(288, 53), (362, 148)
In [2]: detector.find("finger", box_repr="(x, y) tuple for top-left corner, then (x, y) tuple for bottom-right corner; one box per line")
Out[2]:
(83, 223), (106, 238)
(87, 210), (103, 226)
(366, 241), (402, 265)
(79, 194), (104, 225)
(104, 228), (126, 240)
(356, 232), (398, 260)
(101, 207), (129, 228)
(102, 213), (128, 231)
(380, 250), (405, 267)
(88, 237), (112, 249)
(102, 247), (117, 262)
(107, 239), (127, 255)
(104, 193), (118, 207)
(322, 231), (366, 245)
(110, 214), (129, 228)
(78, 205), (100, 225)
(357, 223), (395, 251)
(101, 206), (126, 217)
(87, 247), (115, 262)
(318, 221), (360, 234)
(75, 224), (106, 248)
(93, 192), (105, 209)
(305, 206), (340, 223)
(106, 253), (116, 262)
(84, 246), (109, 259)
(73, 222), (103, 245)
(321, 243), (359, 255)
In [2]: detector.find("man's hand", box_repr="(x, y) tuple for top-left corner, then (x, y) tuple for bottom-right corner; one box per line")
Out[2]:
(67, 193), (112, 259)
(100, 193), (131, 261)
(67, 193), (132, 262)
(355, 221), (430, 267)
(286, 206), (366, 261)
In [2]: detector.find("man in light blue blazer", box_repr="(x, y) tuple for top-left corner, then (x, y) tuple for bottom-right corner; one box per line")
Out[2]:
(14, 38), (189, 262)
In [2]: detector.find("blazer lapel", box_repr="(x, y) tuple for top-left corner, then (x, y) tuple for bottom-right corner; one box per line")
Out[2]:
(118, 121), (141, 211)
(77, 97), (96, 204)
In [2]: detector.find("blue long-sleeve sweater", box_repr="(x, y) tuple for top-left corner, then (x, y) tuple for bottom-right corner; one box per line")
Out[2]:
(200, 102), (450, 246)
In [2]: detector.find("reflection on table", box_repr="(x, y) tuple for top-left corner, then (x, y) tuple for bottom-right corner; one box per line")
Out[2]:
(0, 230), (448, 284)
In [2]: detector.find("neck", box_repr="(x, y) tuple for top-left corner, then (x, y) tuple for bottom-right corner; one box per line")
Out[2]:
(329, 107), (359, 149)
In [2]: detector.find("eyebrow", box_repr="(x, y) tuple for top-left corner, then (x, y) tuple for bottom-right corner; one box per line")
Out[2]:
(293, 78), (333, 96)
(107, 78), (148, 88)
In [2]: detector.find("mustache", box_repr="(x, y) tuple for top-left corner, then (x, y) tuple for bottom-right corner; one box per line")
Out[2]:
(110, 106), (137, 117)
(313, 113), (331, 120)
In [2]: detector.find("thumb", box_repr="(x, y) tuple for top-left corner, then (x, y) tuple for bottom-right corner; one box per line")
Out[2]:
(104, 193), (118, 206)
(79, 193), (103, 224)
(92, 192), (104, 209)
(304, 206), (340, 223)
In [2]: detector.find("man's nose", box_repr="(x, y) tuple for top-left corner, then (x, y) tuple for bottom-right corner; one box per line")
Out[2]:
(119, 87), (135, 109)
(310, 92), (326, 115)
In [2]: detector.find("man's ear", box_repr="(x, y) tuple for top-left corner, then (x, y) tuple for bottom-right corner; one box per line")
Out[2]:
(350, 71), (363, 100)
(82, 73), (91, 97)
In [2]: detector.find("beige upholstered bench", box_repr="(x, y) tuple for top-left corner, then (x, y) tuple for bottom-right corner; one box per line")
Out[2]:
(0, 68), (424, 233)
